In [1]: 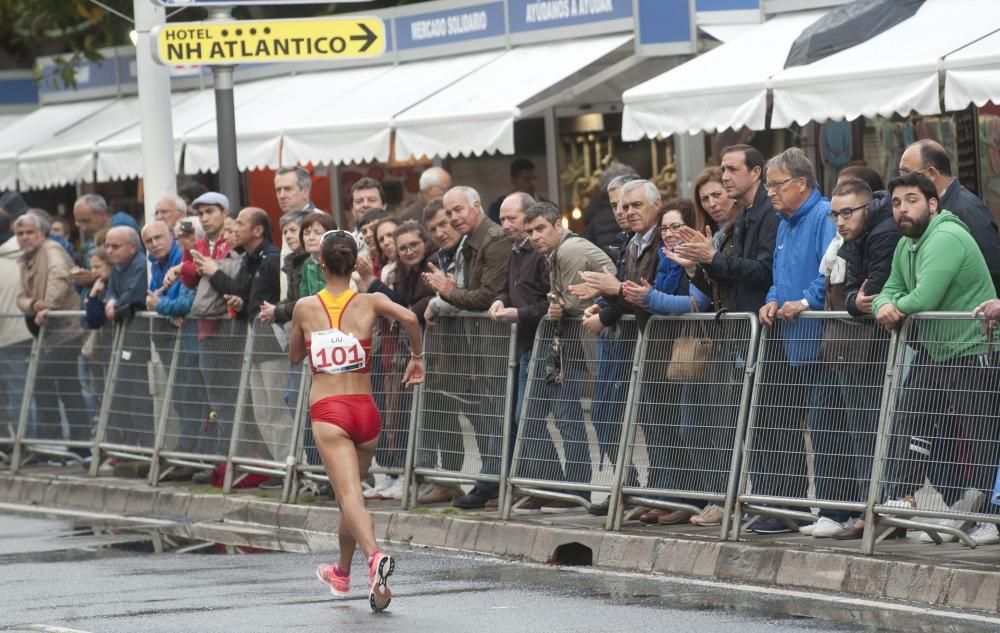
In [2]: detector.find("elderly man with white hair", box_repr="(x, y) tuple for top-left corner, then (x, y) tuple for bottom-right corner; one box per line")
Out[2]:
(101, 224), (155, 451)
(397, 166), (452, 224)
(421, 184), (512, 510)
(15, 211), (87, 453)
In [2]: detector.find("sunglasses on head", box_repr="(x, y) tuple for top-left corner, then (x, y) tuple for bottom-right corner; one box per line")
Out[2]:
(320, 229), (353, 244)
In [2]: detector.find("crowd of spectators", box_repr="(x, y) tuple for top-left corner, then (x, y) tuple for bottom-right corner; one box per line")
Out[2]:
(3, 141), (1000, 545)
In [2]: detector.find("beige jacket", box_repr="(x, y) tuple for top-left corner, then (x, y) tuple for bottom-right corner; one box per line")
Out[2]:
(549, 231), (614, 317)
(0, 236), (31, 348)
(17, 239), (83, 346)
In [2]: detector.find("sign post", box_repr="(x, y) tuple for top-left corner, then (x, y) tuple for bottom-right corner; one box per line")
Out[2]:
(134, 0), (176, 225)
(204, 5), (240, 213)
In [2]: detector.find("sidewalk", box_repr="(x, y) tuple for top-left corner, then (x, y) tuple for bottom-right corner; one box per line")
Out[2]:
(2, 465), (1000, 615)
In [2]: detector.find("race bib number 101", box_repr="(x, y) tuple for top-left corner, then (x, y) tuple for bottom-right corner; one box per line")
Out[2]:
(311, 328), (367, 375)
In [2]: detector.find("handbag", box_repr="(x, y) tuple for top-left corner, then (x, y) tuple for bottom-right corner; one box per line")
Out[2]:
(81, 329), (100, 360)
(665, 298), (714, 381)
(820, 318), (873, 365)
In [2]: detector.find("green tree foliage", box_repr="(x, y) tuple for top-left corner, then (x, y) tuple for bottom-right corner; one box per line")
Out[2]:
(0, 0), (435, 89)
(0, 0), (133, 88)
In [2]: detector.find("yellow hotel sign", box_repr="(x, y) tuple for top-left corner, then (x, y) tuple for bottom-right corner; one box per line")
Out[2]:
(153, 17), (385, 65)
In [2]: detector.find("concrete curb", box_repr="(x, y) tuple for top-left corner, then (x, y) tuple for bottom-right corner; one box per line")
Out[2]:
(2, 473), (998, 614)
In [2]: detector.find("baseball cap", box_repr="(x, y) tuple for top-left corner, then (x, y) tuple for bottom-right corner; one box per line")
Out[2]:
(191, 191), (229, 210)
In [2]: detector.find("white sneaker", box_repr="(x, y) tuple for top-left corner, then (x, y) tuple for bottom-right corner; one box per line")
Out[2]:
(969, 522), (1000, 545)
(363, 477), (389, 499)
(799, 521), (817, 536)
(381, 477), (404, 500)
(883, 496), (917, 510)
(811, 516), (846, 538)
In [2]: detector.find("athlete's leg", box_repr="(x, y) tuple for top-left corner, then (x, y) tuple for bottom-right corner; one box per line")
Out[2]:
(313, 422), (379, 567)
(335, 437), (377, 569)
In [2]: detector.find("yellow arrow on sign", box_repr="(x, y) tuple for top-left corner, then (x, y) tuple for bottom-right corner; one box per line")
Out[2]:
(153, 17), (385, 66)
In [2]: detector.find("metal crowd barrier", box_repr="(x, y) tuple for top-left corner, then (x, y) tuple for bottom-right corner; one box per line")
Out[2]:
(223, 320), (304, 495)
(502, 316), (638, 519)
(14, 310), (116, 470)
(864, 312), (1000, 552)
(407, 313), (517, 510)
(0, 314), (34, 464)
(93, 312), (174, 469)
(11, 305), (1000, 555)
(149, 319), (250, 485)
(613, 313), (757, 538)
(733, 312), (896, 539)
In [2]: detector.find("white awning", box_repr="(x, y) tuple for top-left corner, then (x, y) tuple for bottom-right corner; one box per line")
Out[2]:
(699, 23), (756, 43)
(17, 98), (143, 190)
(621, 12), (822, 140)
(0, 113), (25, 132)
(282, 51), (501, 167)
(770, 0), (1000, 128)
(0, 99), (111, 190)
(393, 35), (630, 160)
(181, 66), (393, 174)
(96, 81), (275, 182)
(943, 29), (1000, 112)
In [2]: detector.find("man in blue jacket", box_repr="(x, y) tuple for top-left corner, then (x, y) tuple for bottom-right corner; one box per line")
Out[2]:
(751, 148), (836, 534)
(142, 221), (206, 478)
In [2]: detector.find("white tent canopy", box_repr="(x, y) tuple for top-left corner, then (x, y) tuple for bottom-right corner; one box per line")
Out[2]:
(96, 82), (275, 182)
(181, 67), (394, 174)
(282, 51), (502, 167)
(621, 12), (823, 140)
(943, 29), (1000, 112)
(393, 35), (630, 160)
(770, 0), (1000, 128)
(0, 99), (111, 190)
(17, 98), (143, 190)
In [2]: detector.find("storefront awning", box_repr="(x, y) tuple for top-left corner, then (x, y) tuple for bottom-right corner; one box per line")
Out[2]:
(770, 0), (1000, 128)
(621, 12), (823, 140)
(17, 98), (142, 190)
(393, 35), (630, 160)
(96, 81), (275, 182)
(181, 66), (393, 174)
(943, 29), (1000, 112)
(282, 51), (502, 167)
(0, 99), (111, 190)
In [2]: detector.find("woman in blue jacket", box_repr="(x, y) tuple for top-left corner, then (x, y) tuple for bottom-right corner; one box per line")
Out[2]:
(622, 200), (712, 527)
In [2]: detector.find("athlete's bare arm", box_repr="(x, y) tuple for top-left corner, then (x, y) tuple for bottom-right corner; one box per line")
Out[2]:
(289, 297), (318, 364)
(369, 293), (425, 386)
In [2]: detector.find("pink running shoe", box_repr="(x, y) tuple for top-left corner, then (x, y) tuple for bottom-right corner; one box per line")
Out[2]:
(316, 562), (350, 597)
(368, 552), (395, 612)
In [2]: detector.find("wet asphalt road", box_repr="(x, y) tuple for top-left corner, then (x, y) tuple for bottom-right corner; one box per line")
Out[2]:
(0, 513), (996, 633)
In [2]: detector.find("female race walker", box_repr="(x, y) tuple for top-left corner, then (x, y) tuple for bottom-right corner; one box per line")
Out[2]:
(289, 230), (424, 612)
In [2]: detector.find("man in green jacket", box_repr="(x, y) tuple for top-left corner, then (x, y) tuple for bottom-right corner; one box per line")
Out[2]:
(872, 172), (998, 543)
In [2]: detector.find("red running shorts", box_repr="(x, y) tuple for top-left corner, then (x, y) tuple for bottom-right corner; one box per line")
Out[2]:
(309, 394), (383, 445)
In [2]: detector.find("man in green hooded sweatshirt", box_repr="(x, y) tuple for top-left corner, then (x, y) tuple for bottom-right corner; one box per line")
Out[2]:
(872, 172), (999, 543)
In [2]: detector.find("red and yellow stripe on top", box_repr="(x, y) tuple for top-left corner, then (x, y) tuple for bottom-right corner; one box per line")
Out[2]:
(317, 287), (358, 330)
(314, 287), (373, 373)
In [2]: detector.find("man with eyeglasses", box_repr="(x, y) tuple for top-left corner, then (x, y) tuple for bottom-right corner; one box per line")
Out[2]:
(807, 179), (902, 540)
(899, 139), (1000, 291)
(750, 148), (836, 535)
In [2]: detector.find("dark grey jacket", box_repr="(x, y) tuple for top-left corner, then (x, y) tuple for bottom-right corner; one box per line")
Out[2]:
(838, 190), (902, 317)
(702, 184), (779, 313)
(939, 180), (1000, 292)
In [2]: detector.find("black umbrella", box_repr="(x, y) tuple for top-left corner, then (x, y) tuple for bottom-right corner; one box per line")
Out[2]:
(784, 0), (925, 68)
